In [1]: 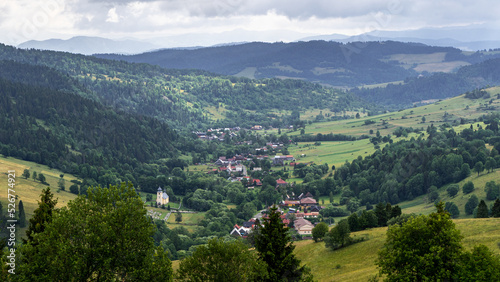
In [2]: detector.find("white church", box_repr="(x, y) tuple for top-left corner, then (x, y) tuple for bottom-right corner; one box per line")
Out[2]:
(156, 187), (169, 206)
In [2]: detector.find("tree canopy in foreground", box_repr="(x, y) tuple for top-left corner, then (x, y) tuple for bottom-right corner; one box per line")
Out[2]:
(377, 202), (500, 281)
(16, 183), (173, 281)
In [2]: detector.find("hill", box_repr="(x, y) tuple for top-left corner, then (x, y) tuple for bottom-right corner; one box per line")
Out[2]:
(352, 58), (500, 108)
(294, 218), (500, 281)
(96, 40), (500, 88)
(18, 36), (159, 55)
(0, 156), (79, 238)
(0, 44), (373, 129)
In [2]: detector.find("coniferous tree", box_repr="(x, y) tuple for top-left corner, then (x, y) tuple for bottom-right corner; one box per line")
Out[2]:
(254, 206), (312, 281)
(18, 200), (26, 228)
(491, 199), (500, 217)
(476, 200), (489, 218)
(465, 195), (479, 215)
(24, 187), (58, 243)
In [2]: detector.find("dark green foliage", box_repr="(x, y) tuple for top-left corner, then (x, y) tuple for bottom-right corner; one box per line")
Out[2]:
(476, 200), (489, 218)
(445, 202), (460, 218)
(474, 161), (484, 176)
(354, 58), (500, 108)
(465, 195), (479, 215)
(175, 212), (182, 223)
(17, 183), (173, 281)
(18, 200), (26, 228)
(347, 213), (361, 232)
(176, 238), (266, 281)
(69, 184), (79, 194)
(463, 181), (475, 194)
(491, 199), (500, 217)
(428, 186), (440, 202)
(97, 41), (422, 87)
(387, 214), (416, 226)
(254, 206), (312, 281)
(485, 181), (500, 200)
(24, 188), (58, 243)
(375, 203), (388, 226)
(312, 222), (329, 242)
(37, 173), (46, 184)
(22, 169), (30, 179)
(325, 219), (351, 250)
(447, 184), (459, 197)
(377, 203), (464, 281)
(456, 245), (500, 281)
(319, 206), (349, 217)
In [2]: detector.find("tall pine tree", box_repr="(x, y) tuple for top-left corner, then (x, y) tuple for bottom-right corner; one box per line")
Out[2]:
(476, 200), (489, 218)
(18, 200), (26, 228)
(24, 187), (58, 243)
(492, 199), (500, 217)
(255, 206), (313, 281)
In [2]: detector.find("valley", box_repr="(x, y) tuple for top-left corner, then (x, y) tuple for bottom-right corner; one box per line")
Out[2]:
(1, 39), (500, 281)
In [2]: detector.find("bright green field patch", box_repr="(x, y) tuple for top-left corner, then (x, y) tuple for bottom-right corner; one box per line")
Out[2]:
(289, 140), (377, 167)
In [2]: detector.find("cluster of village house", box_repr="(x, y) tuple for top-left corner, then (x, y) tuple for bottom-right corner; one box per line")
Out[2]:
(230, 192), (323, 238)
(210, 153), (296, 186)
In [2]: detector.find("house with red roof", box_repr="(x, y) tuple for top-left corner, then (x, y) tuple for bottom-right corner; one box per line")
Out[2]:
(276, 178), (288, 187)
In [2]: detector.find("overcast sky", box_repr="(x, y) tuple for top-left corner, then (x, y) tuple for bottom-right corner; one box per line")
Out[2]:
(1, 0), (499, 46)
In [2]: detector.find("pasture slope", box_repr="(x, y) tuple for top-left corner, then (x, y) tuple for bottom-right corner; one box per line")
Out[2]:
(294, 218), (500, 282)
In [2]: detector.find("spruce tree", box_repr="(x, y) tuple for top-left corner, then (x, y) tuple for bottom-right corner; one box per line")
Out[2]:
(491, 199), (500, 217)
(476, 200), (489, 218)
(255, 206), (312, 281)
(25, 187), (58, 243)
(18, 200), (26, 228)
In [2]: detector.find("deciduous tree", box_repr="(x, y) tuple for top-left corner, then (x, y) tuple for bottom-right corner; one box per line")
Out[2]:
(377, 203), (464, 281)
(312, 222), (329, 242)
(17, 183), (173, 281)
(177, 238), (266, 281)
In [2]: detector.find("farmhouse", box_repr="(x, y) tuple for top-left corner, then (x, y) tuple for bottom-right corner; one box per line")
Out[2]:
(272, 155), (295, 165)
(294, 218), (314, 235)
(300, 197), (317, 206)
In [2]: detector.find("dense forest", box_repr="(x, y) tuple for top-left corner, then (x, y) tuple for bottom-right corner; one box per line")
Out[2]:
(352, 58), (500, 107)
(0, 44), (375, 130)
(97, 40), (500, 87)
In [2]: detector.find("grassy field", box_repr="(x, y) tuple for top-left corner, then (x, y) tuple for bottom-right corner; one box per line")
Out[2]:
(166, 212), (205, 233)
(292, 87), (500, 138)
(288, 140), (377, 168)
(0, 155), (79, 238)
(294, 218), (500, 281)
(400, 168), (500, 217)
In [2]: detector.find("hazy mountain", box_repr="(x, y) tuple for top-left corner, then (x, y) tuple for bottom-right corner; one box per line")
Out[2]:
(18, 36), (159, 55)
(300, 26), (500, 51)
(96, 40), (500, 88)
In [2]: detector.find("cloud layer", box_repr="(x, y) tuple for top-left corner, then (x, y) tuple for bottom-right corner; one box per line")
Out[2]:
(1, 0), (499, 46)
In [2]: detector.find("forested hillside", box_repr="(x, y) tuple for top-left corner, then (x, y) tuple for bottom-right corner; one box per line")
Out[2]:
(353, 58), (500, 107)
(96, 41), (500, 87)
(0, 44), (373, 130)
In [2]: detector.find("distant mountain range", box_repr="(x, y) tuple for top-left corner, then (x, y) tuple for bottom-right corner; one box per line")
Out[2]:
(17, 36), (160, 55)
(301, 26), (500, 51)
(96, 40), (500, 88)
(17, 25), (500, 57)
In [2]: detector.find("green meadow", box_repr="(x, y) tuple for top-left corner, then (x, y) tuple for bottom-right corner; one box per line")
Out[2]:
(0, 155), (79, 238)
(294, 218), (500, 282)
(292, 87), (500, 138)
